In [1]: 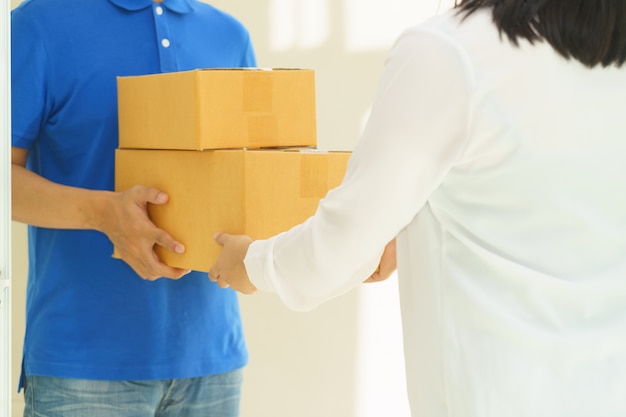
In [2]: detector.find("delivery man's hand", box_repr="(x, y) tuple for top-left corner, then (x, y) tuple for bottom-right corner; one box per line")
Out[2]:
(210, 233), (257, 294)
(364, 238), (397, 283)
(102, 185), (191, 281)
(12, 146), (187, 281)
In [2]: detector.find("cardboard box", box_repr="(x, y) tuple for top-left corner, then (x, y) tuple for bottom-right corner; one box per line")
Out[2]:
(114, 148), (350, 272)
(117, 68), (317, 150)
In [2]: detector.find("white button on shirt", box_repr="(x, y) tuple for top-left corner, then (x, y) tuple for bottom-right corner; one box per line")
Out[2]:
(244, 8), (626, 417)
(155, 6), (163, 15)
(161, 38), (170, 48)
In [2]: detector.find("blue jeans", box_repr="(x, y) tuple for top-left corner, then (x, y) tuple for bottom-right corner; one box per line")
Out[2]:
(23, 369), (243, 417)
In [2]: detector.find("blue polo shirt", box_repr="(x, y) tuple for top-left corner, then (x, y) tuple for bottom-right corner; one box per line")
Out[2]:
(11, 0), (255, 383)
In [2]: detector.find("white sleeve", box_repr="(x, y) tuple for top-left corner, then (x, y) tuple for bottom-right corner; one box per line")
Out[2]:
(244, 26), (474, 311)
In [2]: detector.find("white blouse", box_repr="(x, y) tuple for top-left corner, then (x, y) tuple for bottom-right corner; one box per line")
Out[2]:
(245, 8), (626, 417)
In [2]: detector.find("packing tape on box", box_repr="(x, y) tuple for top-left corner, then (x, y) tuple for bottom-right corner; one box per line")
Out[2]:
(243, 72), (273, 112)
(248, 115), (278, 148)
(243, 72), (277, 148)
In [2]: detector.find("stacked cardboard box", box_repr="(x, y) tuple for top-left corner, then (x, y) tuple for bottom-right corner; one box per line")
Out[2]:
(114, 68), (350, 272)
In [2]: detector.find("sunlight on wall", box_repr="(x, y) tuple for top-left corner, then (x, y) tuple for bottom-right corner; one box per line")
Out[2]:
(346, 0), (456, 52)
(269, 0), (455, 53)
(344, 0), (453, 52)
(356, 273), (412, 417)
(269, 0), (330, 51)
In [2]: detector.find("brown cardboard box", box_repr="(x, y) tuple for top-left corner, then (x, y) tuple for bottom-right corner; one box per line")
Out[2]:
(117, 69), (317, 150)
(114, 148), (350, 272)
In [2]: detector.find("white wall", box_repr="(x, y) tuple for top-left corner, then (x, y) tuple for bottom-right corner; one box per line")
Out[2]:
(9, 1), (454, 416)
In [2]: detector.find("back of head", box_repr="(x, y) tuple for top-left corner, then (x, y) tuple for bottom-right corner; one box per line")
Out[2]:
(455, 0), (626, 68)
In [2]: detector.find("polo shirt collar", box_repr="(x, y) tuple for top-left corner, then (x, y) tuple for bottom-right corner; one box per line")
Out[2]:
(109, 0), (196, 14)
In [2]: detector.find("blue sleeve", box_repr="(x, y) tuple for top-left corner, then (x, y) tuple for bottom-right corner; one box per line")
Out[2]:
(11, 6), (49, 149)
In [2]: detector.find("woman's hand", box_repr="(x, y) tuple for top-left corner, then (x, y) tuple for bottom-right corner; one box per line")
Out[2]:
(209, 233), (257, 294)
(364, 238), (397, 283)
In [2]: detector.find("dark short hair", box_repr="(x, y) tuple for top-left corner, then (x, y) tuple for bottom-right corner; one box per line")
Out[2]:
(454, 0), (626, 68)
